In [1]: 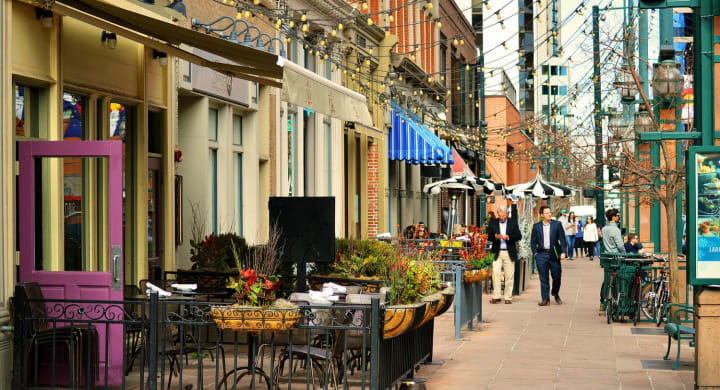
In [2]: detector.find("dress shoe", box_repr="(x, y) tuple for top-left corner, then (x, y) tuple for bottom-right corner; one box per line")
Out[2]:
(538, 300), (550, 306)
(554, 295), (563, 305)
(490, 298), (501, 304)
(505, 300), (512, 304)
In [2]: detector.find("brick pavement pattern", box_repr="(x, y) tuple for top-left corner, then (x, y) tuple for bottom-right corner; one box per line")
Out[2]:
(417, 257), (695, 390)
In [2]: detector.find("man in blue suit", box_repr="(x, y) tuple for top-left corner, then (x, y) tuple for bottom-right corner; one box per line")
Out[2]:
(531, 205), (568, 306)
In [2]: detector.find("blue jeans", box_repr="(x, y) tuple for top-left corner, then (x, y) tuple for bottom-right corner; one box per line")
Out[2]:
(535, 252), (562, 302)
(595, 241), (601, 256)
(566, 235), (576, 258)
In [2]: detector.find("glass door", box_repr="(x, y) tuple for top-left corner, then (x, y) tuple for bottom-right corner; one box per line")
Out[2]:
(18, 140), (124, 385)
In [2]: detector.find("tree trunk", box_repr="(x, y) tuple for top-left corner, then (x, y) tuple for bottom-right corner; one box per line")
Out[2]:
(663, 197), (681, 307)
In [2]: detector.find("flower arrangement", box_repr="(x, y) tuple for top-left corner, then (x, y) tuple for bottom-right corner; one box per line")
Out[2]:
(467, 252), (495, 270)
(387, 254), (442, 305)
(225, 221), (284, 307)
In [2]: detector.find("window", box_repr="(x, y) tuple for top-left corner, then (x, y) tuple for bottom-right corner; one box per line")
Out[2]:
(208, 108), (218, 141)
(252, 83), (259, 104)
(560, 105), (568, 116)
(440, 42), (447, 84)
(542, 65), (549, 75)
(550, 66), (558, 76)
(542, 104), (549, 115)
(325, 58), (332, 80)
(63, 92), (87, 140)
(210, 149), (218, 234)
(325, 120), (332, 195)
(560, 66), (568, 76)
(288, 109), (298, 196)
(559, 86), (567, 96)
(15, 84), (41, 138)
(541, 85), (549, 95)
(551, 85), (558, 95)
(234, 152), (243, 237)
(233, 114), (243, 145)
(460, 64), (466, 124)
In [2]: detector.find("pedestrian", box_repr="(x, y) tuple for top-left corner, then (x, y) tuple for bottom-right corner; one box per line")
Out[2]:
(488, 200), (522, 304)
(602, 209), (625, 253)
(558, 210), (577, 259)
(582, 216), (599, 260)
(599, 208), (625, 309)
(531, 205), (568, 306)
(575, 217), (585, 258)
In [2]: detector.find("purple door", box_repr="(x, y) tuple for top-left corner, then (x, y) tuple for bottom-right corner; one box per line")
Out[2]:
(18, 140), (124, 385)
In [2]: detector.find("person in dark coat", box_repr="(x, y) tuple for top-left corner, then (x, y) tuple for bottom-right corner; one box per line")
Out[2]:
(531, 205), (568, 306)
(488, 200), (522, 304)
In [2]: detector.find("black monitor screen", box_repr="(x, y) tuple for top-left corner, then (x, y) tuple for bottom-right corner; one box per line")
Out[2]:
(269, 197), (335, 263)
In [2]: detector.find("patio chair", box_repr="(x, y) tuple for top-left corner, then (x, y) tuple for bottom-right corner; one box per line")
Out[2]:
(23, 282), (98, 387)
(124, 284), (144, 375)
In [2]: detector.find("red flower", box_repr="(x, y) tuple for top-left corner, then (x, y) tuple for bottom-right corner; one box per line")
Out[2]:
(241, 268), (257, 286)
(264, 279), (275, 289)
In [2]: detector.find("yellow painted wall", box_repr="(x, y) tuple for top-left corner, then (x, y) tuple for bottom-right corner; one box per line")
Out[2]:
(11, 4), (53, 81)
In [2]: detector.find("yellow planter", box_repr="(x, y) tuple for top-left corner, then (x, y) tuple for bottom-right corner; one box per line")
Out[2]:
(383, 302), (427, 339)
(211, 305), (302, 332)
(418, 295), (443, 327)
(435, 291), (455, 317)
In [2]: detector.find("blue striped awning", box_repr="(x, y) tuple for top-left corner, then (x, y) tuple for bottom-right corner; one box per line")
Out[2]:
(388, 104), (453, 165)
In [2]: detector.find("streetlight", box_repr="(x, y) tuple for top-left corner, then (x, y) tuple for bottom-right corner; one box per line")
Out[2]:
(614, 62), (640, 104)
(652, 60), (683, 99)
(634, 107), (653, 134)
(607, 107), (628, 137)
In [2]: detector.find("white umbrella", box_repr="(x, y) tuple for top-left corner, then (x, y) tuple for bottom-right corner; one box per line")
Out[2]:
(422, 174), (505, 195)
(505, 173), (574, 199)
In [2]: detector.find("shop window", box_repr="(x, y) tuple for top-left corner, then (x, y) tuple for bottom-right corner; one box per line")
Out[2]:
(63, 92), (87, 140)
(541, 65), (549, 75)
(148, 110), (163, 154)
(209, 108), (218, 141)
(15, 84), (41, 138)
(233, 114), (243, 145)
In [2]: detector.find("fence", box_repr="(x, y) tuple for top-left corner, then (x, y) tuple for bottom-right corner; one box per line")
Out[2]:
(11, 286), (434, 390)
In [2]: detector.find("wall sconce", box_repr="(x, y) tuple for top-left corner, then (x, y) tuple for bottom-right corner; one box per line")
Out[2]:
(153, 49), (168, 67)
(35, 8), (54, 29)
(102, 31), (117, 50)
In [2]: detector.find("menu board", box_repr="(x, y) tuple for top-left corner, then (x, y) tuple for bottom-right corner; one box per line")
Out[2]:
(694, 150), (720, 282)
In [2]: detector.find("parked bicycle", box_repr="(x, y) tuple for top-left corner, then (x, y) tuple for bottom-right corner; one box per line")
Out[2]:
(638, 254), (670, 326)
(604, 254), (652, 325)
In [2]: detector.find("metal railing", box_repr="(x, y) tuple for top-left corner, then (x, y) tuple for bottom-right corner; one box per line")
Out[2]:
(11, 286), (435, 390)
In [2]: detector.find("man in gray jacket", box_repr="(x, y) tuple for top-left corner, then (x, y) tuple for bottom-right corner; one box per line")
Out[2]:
(600, 208), (624, 309)
(602, 208), (625, 253)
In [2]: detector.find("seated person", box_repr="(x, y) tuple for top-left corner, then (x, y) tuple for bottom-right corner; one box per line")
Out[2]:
(624, 233), (645, 254)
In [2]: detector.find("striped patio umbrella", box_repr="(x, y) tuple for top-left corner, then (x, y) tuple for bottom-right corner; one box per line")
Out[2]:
(505, 173), (574, 199)
(422, 174), (505, 195)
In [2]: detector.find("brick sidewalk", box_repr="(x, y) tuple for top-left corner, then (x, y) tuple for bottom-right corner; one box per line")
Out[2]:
(416, 257), (695, 390)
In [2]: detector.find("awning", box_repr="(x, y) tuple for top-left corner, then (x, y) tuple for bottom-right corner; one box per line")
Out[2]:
(451, 148), (473, 176)
(49, 0), (283, 87)
(388, 104), (453, 165)
(280, 59), (373, 127)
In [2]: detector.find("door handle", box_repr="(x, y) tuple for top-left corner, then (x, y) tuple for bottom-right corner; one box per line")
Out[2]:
(111, 245), (122, 291)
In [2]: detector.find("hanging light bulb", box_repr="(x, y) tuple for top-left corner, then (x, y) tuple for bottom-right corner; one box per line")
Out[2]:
(302, 24), (309, 32)
(338, 23), (344, 30)
(253, 0), (260, 4)
(538, 0), (543, 6)
(411, 54), (416, 61)
(365, 59), (371, 66)
(389, 14), (394, 22)
(289, 20), (295, 28)
(500, 21), (505, 29)
(362, 1), (368, 11)
(427, 2), (433, 10)
(440, 75), (445, 81)
(496, 12), (501, 20)
(331, 29), (337, 37)
(465, 64), (470, 71)
(385, 30), (390, 37)
(456, 85), (461, 91)
(398, 76), (403, 82)
(243, 10), (251, 18)
(301, 14), (307, 22)
(236, 11), (242, 19)
(485, 0), (490, 10)
(460, 39), (464, 45)
(428, 76), (433, 83)
(419, 90), (423, 95)
(446, 90), (451, 95)
(436, 20), (442, 28)
(324, 54), (329, 60)
(453, 39), (459, 46)
(309, 49), (313, 55)
(367, 18), (373, 26)
(502, 42), (508, 50)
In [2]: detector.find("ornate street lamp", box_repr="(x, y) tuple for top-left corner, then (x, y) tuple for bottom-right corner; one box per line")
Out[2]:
(607, 107), (628, 137)
(634, 108), (653, 134)
(652, 60), (683, 99)
(614, 62), (640, 104)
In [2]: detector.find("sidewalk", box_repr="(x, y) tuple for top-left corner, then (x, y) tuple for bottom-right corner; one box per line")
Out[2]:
(417, 257), (695, 390)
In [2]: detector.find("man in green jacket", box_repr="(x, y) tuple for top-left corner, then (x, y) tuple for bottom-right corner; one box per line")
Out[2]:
(600, 208), (624, 309)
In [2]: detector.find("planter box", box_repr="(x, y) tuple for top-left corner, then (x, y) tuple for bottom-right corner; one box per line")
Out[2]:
(210, 305), (302, 332)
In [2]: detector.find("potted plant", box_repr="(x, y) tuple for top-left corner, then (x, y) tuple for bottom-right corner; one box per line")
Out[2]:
(466, 253), (495, 283)
(210, 223), (301, 332)
(308, 239), (392, 291)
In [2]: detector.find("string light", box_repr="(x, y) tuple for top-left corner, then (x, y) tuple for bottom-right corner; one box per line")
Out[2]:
(436, 21), (442, 28)
(367, 18), (373, 26)
(301, 14), (307, 22)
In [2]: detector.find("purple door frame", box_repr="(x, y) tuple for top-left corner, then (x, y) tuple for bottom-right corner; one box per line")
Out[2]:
(18, 140), (124, 385)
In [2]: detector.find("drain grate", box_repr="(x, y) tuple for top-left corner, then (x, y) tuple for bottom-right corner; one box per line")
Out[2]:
(642, 359), (693, 371)
(631, 328), (666, 335)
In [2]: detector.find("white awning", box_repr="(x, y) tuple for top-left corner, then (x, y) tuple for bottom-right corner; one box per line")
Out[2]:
(280, 58), (373, 127)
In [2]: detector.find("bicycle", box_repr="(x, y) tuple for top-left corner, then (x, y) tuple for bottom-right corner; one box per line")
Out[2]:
(604, 262), (620, 324)
(636, 254), (670, 325)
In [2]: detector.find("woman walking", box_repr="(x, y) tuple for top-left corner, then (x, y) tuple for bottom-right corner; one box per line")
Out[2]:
(575, 217), (585, 258)
(562, 212), (578, 260)
(583, 216), (599, 260)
